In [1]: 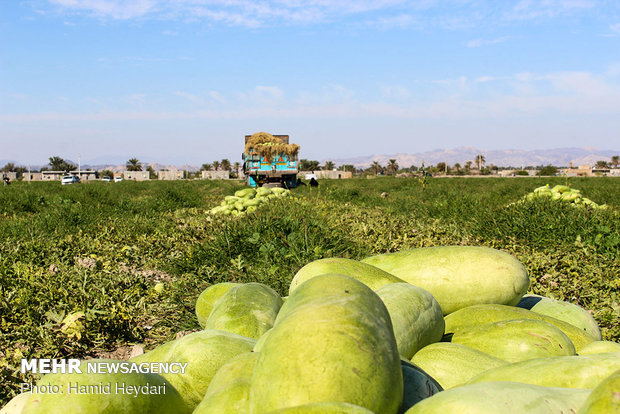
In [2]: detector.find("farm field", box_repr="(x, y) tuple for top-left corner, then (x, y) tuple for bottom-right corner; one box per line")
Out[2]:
(1, 176), (619, 404)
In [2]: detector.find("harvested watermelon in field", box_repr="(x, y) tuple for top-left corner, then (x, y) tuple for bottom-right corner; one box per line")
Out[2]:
(130, 330), (255, 410)
(375, 283), (444, 359)
(410, 342), (506, 389)
(362, 246), (530, 315)
(204, 283), (283, 340)
(250, 274), (403, 414)
(518, 294), (602, 340)
(404, 381), (591, 414)
(451, 319), (576, 362)
(468, 352), (620, 389)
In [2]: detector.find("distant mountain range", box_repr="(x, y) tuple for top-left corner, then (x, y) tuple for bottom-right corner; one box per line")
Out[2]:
(330, 147), (620, 169)
(2, 147), (618, 172)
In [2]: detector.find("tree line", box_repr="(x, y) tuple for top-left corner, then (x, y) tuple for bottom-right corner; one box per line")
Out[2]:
(3, 154), (619, 180)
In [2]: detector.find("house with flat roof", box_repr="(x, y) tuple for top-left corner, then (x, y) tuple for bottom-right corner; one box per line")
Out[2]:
(158, 170), (184, 180)
(123, 171), (150, 181)
(202, 171), (230, 179)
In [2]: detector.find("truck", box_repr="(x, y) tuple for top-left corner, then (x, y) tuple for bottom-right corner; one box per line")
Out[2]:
(242, 132), (299, 188)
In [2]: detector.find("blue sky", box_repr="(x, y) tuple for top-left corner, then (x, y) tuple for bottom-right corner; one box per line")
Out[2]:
(1, 0), (619, 165)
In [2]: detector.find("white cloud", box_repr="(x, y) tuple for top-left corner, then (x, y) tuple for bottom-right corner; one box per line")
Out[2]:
(41, 0), (614, 28)
(3, 68), (619, 123)
(507, 0), (596, 21)
(466, 36), (510, 48)
(381, 85), (411, 99)
(368, 13), (419, 29)
(49, 0), (159, 19)
(208, 91), (226, 103)
(174, 91), (206, 105)
(6, 93), (28, 100)
(474, 76), (511, 83)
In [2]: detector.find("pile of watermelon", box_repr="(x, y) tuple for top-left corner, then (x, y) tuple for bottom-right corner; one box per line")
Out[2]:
(209, 187), (292, 216)
(5, 246), (619, 413)
(521, 184), (608, 210)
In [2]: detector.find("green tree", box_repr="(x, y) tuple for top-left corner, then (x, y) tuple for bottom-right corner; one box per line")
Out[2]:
(126, 158), (142, 171)
(475, 154), (486, 170)
(323, 161), (335, 171)
(201, 163), (212, 171)
(14, 166), (26, 180)
(369, 161), (383, 176)
(536, 165), (558, 176)
(146, 165), (157, 179)
(49, 156), (65, 170)
(611, 155), (619, 168)
(436, 162), (447, 175)
(49, 156), (76, 171)
(338, 164), (356, 173)
(233, 162), (241, 175)
(1, 163), (15, 172)
(386, 159), (399, 176)
(465, 161), (473, 171)
(99, 169), (114, 179)
(299, 159), (320, 171)
(221, 159), (231, 171)
(595, 160), (610, 169)
(213, 161), (221, 171)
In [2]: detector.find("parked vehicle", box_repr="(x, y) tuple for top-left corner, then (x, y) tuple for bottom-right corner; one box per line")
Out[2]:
(101, 176), (112, 182)
(114, 176), (123, 183)
(61, 175), (80, 185)
(242, 132), (299, 188)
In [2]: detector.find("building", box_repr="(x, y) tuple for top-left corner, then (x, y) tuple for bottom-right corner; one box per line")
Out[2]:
(299, 170), (352, 179)
(2, 172), (18, 181)
(123, 171), (150, 181)
(158, 170), (184, 180)
(560, 165), (593, 177)
(26, 171), (98, 181)
(23, 173), (42, 181)
(202, 171), (230, 180)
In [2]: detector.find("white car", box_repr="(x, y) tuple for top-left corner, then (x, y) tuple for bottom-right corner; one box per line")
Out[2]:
(101, 176), (112, 182)
(61, 175), (80, 185)
(114, 176), (123, 182)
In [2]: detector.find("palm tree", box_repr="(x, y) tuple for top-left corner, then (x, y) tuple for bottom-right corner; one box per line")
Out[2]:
(201, 163), (212, 171)
(323, 161), (335, 171)
(465, 161), (473, 171)
(233, 162), (241, 175)
(369, 161), (383, 176)
(126, 158), (142, 171)
(220, 159), (231, 171)
(611, 155), (620, 168)
(49, 156), (75, 171)
(475, 154), (486, 170)
(212, 161), (221, 171)
(300, 159), (320, 171)
(453, 163), (461, 172)
(1, 163), (15, 172)
(595, 160), (610, 169)
(386, 159), (399, 175)
(49, 156), (65, 170)
(338, 164), (355, 173)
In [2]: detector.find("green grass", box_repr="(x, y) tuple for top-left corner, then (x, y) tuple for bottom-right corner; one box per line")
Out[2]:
(1, 177), (619, 403)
